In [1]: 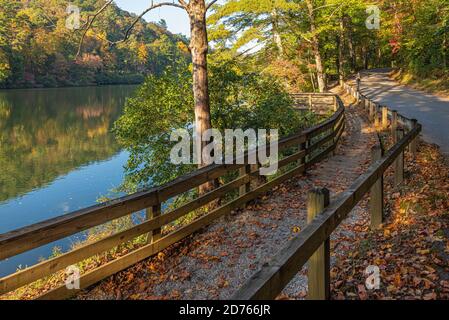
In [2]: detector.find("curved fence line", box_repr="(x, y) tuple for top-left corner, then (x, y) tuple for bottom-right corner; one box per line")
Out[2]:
(233, 82), (422, 300)
(0, 94), (346, 300)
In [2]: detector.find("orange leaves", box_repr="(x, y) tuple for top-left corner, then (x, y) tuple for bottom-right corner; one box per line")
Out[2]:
(217, 276), (229, 289)
(357, 284), (368, 300)
(157, 252), (166, 261)
(331, 141), (449, 300)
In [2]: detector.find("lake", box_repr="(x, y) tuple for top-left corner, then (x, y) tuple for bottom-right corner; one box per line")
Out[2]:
(0, 85), (137, 276)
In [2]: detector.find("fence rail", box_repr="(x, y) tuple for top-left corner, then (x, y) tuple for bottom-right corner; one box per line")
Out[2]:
(0, 94), (346, 300)
(232, 81), (422, 300)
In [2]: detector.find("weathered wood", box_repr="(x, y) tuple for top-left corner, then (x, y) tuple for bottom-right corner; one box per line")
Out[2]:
(392, 110), (398, 142)
(382, 106), (389, 129)
(304, 107), (344, 140)
(37, 162), (309, 300)
(0, 174), (250, 294)
(239, 164), (252, 204)
(374, 106), (380, 127)
(369, 102), (375, 122)
(0, 124), (312, 261)
(0, 94), (349, 298)
(232, 124), (421, 300)
(278, 150), (306, 169)
(0, 162), (242, 260)
(410, 119), (418, 156)
(146, 204), (161, 244)
(395, 129), (405, 186)
(370, 146), (384, 229)
(307, 188), (330, 300)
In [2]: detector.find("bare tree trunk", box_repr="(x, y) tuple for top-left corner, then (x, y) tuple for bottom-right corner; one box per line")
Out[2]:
(188, 0), (215, 194)
(338, 18), (345, 87)
(306, 0), (326, 92)
(345, 15), (356, 72)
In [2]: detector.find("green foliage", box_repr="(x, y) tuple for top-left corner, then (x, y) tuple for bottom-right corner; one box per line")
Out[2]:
(0, 0), (188, 88)
(114, 60), (302, 191)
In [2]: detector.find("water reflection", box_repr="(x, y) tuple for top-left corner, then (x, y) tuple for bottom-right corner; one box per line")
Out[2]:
(0, 85), (136, 276)
(0, 86), (135, 202)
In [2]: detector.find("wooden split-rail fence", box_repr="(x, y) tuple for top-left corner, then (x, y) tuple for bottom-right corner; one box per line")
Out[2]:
(232, 81), (422, 300)
(0, 94), (345, 300)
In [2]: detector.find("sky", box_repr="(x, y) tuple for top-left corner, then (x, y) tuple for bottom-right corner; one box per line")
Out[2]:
(114, 0), (191, 36)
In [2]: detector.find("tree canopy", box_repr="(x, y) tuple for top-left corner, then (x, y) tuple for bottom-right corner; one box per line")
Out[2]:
(0, 0), (188, 88)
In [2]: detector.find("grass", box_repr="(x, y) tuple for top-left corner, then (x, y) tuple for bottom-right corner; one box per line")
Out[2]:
(391, 69), (449, 97)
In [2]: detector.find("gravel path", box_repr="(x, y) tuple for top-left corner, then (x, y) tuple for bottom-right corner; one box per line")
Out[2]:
(77, 93), (377, 300)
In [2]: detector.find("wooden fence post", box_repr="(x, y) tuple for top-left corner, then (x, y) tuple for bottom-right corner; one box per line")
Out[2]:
(394, 129), (405, 186)
(369, 102), (375, 123)
(410, 119), (418, 157)
(333, 96), (338, 112)
(370, 146), (384, 229)
(374, 105), (380, 127)
(146, 204), (162, 244)
(391, 110), (398, 142)
(309, 95), (313, 111)
(382, 106), (388, 129)
(304, 139), (310, 171)
(239, 164), (251, 196)
(307, 188), (331, 300)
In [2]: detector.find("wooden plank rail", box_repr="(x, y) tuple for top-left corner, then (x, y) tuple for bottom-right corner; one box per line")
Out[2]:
(0, 94), (347, 299)
(232, 81), (422, 300)
(291, 93), (338, 114)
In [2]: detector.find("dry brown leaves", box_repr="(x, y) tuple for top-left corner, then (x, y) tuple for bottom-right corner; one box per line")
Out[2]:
(331, 141), (449, 300)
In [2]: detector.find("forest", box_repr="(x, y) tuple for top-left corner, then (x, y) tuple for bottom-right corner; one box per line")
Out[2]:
(0, 0), (188, 88)
(107, 0), (449, 190)
(1, 0), (449, 303)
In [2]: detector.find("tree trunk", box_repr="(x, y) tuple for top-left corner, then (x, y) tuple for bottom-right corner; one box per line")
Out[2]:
(338, 18), (345, 87)
(188, 0), (215, 194)
(306, 0), (326, 92)
(345, 16), (356, 72)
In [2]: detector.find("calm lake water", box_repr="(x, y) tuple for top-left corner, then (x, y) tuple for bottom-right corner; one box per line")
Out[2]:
(0, 85), (137, 276)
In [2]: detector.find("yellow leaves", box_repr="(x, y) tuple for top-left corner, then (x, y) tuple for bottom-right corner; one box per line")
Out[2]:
(393, 274), (402, 287)
(416, 249), (430, 255)
(176, 41), (189, 54)
(157, 252), (166, 261)
(148, 263), (157, 272)
(137, 43), (148, 63)
(387, 285), (397, 293)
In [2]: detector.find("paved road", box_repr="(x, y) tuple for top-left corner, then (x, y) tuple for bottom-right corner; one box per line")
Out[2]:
(359, 69), (449, 155)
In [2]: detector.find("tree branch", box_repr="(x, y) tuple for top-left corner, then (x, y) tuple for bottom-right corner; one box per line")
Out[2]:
(76, 0), (114, 58)
(76, 1), (186, 58)
(206, 0), (219, 11)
